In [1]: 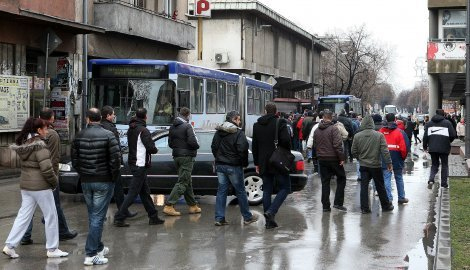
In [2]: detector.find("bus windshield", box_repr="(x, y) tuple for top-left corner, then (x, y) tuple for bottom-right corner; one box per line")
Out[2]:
(384, 105), (397, 114)
(90, 79), (176, 125)
(318, 102), (346, 114)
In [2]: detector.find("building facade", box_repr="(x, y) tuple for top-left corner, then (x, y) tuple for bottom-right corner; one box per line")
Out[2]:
(180, 0), (328, 113)
(427, 0), (466, 116)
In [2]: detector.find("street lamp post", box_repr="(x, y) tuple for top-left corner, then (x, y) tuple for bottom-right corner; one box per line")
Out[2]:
(311, 36), (315, 110)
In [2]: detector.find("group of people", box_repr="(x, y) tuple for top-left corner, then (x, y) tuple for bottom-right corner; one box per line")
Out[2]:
(3, 103), (458, 266)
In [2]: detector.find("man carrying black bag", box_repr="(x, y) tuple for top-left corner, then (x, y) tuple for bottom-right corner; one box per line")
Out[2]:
(253, 103), (292, 229)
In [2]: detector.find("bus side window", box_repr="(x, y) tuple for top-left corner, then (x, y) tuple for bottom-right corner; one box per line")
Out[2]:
(247, 87), (254, 114)
(206, 80), (217, 114)
(191, 77), (203, 114)
(177, 76), (190, 110)
(227, 84), (238, 111)
(217, 81), (226, 113)
(254, 88), (261, 115)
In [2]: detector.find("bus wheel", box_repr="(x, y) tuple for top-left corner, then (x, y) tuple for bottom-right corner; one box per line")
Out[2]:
(244, 172), (263, 206)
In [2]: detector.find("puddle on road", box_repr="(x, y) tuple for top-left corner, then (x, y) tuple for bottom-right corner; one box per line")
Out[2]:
(403, 182), (439, 270)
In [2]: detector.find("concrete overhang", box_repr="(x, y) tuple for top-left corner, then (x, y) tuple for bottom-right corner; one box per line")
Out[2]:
(93, 2), (196, 50)
(211, 0), (329, 51)
(0, 9), (105, 34)
(428, 0), (465, 8)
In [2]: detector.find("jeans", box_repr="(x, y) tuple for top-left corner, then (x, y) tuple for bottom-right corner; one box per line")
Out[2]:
(383, 168), (405, 201)
(318, 160), (346, 209)
(359, 166), (390, 210)
(262, 172), (291, 216)
(82, 182), (114, 257)
(429, 152), (449, 186)
(215, 165), (252, 222)
(5, 190), (58, 250)
(115, 166), (157, 221)
(166, 157), (197, 206)
(22, 187), (72, 241)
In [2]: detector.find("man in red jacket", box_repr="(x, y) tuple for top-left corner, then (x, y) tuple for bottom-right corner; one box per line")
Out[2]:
(379, 113), (410, 204)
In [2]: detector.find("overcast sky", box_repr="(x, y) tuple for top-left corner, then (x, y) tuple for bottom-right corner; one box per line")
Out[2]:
(258, 0), (429, 92)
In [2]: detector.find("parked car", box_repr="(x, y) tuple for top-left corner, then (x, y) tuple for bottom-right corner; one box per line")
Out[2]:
(59, 130), (308, 205)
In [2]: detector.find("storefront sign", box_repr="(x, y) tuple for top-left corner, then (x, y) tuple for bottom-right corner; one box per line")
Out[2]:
(0, 75), (30, 132)
(427, 42), (466, 60)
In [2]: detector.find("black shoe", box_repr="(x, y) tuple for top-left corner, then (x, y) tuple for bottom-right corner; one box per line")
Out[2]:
(264, 212), (278, 229)
(113, 220), (130, 227)
(126, 212), (138, 218)
(382, 204), (394, 212)
(59, 231), (78, 241)
(441, 183), (449, 189)
(428, 180), (435, 185)
(215, 219), (229, 226)
(333, 205), (347, 212)
(361, 209), (371, 214)
(149, 215), (165, 225)
(322, 207), (331, 212)
(20, 238), (33, 245)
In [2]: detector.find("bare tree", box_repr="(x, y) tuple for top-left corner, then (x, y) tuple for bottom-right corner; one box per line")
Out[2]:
(320, 25), (392, 105)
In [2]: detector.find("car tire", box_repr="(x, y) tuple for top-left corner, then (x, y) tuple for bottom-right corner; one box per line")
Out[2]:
(244, 172), (263, 206)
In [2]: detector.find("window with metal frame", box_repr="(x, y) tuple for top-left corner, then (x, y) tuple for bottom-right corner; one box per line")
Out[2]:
(247, 87), (254, 114)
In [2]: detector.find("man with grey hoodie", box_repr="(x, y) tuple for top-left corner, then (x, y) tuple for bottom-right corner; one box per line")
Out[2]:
(351, 115), (394, 214)
(211, 111), (258, 226)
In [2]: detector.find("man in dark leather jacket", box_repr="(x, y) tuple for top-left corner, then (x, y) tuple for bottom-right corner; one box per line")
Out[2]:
(100, 106), (137, 219)
(211, 111), (258, 226)
(72, 108), (120, 265)
(113, 108), (164, 227)
(252, 103), (292, 229)
(163, 107), (201, 216)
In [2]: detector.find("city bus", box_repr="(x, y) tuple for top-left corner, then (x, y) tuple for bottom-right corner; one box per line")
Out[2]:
(317, 95), (362, 115)
(88, 59), (273, 147)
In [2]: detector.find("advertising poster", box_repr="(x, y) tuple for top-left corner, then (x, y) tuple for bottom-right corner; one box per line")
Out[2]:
(0, 75), (30, 132)
(50, 88), (69, 131)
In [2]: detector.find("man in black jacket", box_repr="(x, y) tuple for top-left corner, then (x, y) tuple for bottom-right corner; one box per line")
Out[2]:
(113, 108), (164, 227)
(252, 103), (292, 229)
(211, 111), (258, 226)
(72, 108), (121, 265)
(163, 107), (201, 216)
(423, 109), (457, 188)
(100, 106), (137, 219)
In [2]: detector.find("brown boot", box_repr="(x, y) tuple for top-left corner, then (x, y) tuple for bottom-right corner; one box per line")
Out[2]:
(163, 205), (181, 216)
(188, 204), (202, 214)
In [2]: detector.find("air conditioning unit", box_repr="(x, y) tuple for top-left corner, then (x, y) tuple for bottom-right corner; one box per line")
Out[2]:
(214, 52), (229, 64)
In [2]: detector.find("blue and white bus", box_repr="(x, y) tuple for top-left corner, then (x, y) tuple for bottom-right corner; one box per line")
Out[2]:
(88, 59), (273, 147)
(317, 95), (362, 115)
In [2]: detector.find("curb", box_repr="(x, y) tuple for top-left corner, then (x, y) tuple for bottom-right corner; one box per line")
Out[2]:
(434, 187), (451, 270)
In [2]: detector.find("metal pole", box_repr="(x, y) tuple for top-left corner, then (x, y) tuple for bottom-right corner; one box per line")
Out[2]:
(82, 0), (88, 128)
(466, 0), (470, 158)
(311, 36), (315, 110)
(198, 17), (203, 60)
(43, 32), (49, 109)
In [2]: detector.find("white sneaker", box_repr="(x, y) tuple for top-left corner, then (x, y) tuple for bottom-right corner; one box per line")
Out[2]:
(47, 248), (69, 258)
(97, 246), (109, 258)
(2, 246), (19, 259)
(84, 255), (109, 266)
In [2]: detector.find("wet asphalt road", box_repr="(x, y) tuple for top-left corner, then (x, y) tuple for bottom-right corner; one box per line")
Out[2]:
(0, 144), (439, 270)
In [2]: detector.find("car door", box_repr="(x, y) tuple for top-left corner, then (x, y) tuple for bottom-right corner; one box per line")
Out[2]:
(146, 133), (178, 193)
(191, 132), (218, 193)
